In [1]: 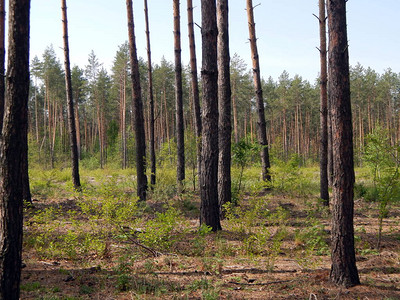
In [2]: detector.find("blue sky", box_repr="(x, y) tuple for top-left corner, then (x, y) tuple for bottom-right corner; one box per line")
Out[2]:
(28, 0), (400, 82)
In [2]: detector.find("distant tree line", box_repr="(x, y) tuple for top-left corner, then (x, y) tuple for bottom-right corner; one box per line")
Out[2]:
(28, 48), (400, 169)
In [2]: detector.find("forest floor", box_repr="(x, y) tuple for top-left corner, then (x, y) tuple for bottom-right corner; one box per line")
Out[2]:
(20, 167), (400, 300)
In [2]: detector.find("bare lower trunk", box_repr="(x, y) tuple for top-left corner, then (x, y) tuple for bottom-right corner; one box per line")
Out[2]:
(328, 106), (333, 186)
(199, 0), (221, 231)
(0, 0), (4, 133)
(0, 0), (30, 297)
(232, 87), (239, 143)
(144, 0), (156, 186)
(316, 0), (329, 204)
(217, 0), (231, 216)
(174, 0), (185, 191)
(327, 0), (360, 287)
(187, 0), (202, 189)
(126, 0), (148, 201)
(62, 0), (81, 190)
(75, 102), (81, 159)
(246, 0), (271, 183)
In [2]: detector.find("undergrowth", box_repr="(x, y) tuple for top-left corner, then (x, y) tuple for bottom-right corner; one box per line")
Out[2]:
(22, 163), (398, 298)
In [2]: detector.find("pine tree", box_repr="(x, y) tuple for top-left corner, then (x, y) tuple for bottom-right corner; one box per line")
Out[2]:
(144, 0), (156, 186)
(187, 0), (202, 190)
(62, 0), (81, 190)
(199, 0), (221, 231)
(327, 0), (360, 287)
(217, 0), (232, 215)
(315, 0), (329, 204)
(126, 0), (148, 201)
(0, 0), (30, 297)
(246, 0), (271, 183)
(173, 0), (185, 191)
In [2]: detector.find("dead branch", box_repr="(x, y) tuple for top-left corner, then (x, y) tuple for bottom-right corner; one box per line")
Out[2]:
(119, 226), (162, 257)
(227, 279), (295, 286)
(313, 13), (321, 22)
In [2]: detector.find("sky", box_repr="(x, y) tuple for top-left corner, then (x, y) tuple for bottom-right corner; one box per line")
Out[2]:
(25, 0), (400, 83)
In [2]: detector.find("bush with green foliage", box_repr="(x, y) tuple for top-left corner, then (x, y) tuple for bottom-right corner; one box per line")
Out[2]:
(363, 127), (400, 249)
(232, 139), (260, 194)
(269, 154), (315, 196)
(136, 206), (187, 252)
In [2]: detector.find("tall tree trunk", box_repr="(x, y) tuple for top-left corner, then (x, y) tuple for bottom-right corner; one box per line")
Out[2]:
(328, 105), (334, 186)
(163, 87), (172, 159)
(246, 0), (271, 183)
(121, 73), (127, 168)
(74, 101), (81, 159)
(316, 0), (329, 204)
(327, 0), (360, 287)
(232, 85), (239, 143)
(34, 83), (40, 144)
(173, 0), (185, 192)
(144, 0), (156, 186)
(83, 109), (88, 152)
(187, 0), (202, 188)
(217, 0), (231, 216)
(22, 149), (32, 204)
(200, 0), (221, 231)
(62, 0), (81, 190)
(0, 0), (4, 133)
(126, 0), (148, 201)
(283, 109), (287, 159)
(0, 0), (30, 297)
(97, 104), (103, 168)
(50, 98), (57, 168)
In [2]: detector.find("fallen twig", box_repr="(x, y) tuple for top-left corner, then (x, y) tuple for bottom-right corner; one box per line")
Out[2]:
(119, 226), (162, 257)
(309, 293), (318, 300)
(227, 279), (295, 286)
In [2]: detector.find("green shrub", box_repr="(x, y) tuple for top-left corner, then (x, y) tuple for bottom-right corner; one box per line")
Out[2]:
(137, 206), (187, 252)
(363, 127), (400, 249)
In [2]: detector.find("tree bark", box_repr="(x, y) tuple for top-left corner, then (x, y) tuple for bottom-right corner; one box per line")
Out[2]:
(0, 0), (4, 133)
(0, 0), (30, 297)
(117, 68), (127, 168)
(144, 0), (156, 186)
(187, 0), (202, 189)
(35, 84), (39, 144)
(62, 0), (81, 190)
(327, 0), (360, 287)
(126, 0), (148, 201)
(317, 0), (329, 204)
(232, 83), (239, 143)
(74, 101), (81, 159)
(200, 0), (221, 231)
(217, 0), (231, 216)
(246, 0), (271, 183)
(174, 0), (185, 192)
(328, 104), (334, 186)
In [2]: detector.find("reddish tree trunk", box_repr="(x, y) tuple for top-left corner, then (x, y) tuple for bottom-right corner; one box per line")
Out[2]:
(316, 0), (329, 204)
(187, 0), (202, 187)
(144, 0), (156, 186)
(327, 0), (360, 287)
(246, 0), (271, 183)
(0, 0), (4, 133)
(174, 0), (185, 190)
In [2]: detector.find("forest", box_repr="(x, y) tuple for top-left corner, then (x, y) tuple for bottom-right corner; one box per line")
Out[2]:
(0, 0), (399, 299)
(28, 49), (400, 170)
